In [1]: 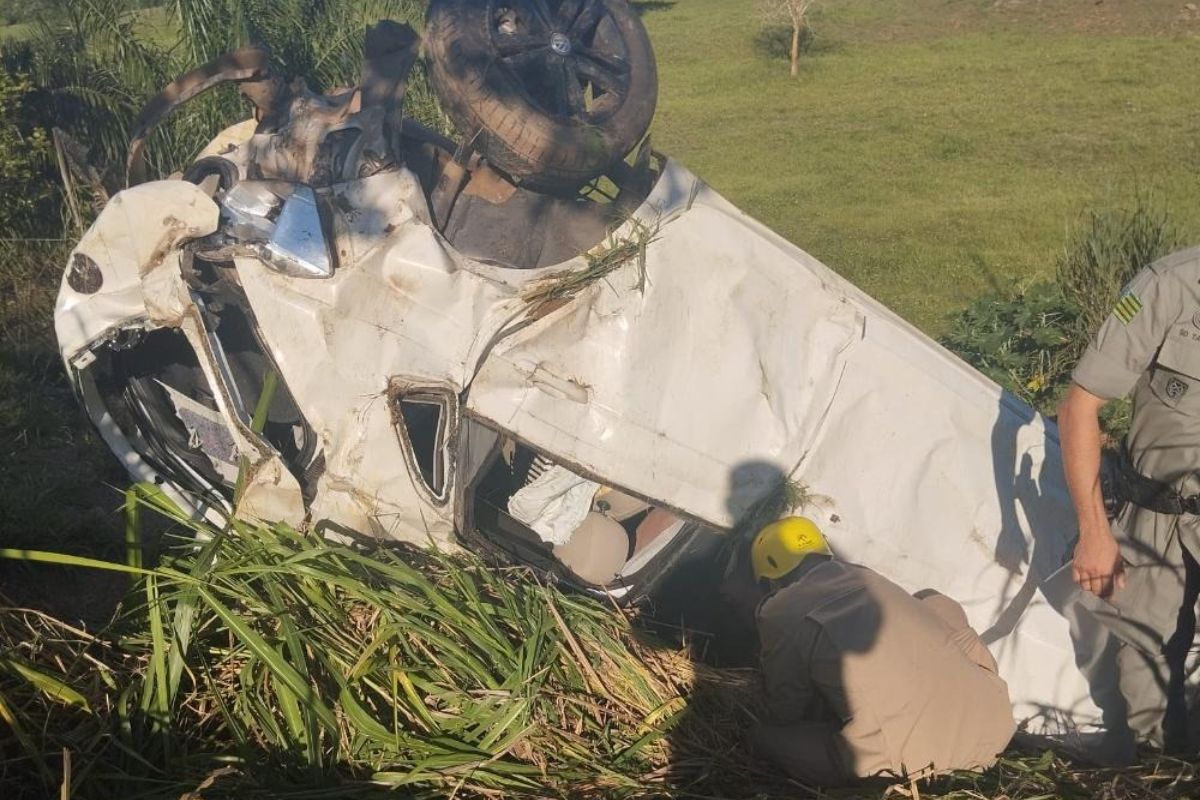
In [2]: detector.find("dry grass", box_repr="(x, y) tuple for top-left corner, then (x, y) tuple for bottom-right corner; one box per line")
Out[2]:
(522, 219), (658, 316)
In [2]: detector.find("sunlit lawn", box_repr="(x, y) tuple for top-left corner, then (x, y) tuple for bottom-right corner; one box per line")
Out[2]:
(642, 0), (1200, 334)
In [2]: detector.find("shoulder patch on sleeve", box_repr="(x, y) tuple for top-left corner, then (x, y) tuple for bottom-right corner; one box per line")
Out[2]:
(1113, 293), (1143, 325)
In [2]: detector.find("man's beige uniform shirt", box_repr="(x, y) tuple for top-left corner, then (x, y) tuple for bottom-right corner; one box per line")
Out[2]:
(1072, 246), (1200, 560)
(756, 559), (1015, 781)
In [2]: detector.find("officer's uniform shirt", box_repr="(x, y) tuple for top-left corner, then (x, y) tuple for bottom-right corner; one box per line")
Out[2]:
(754, 559), (1015, 783)
(1069, 247), (1200, 746)
(1072, 246), (1200, 560)
(1073, 246), (1200, 488)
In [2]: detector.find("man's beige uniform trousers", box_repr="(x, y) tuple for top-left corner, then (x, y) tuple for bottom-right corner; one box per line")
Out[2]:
(755, 559), (1015, 784)
(1072, 246), (1200, 746)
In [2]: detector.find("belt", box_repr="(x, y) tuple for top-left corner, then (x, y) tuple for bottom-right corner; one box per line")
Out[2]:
(1116, 454), (1200, 516)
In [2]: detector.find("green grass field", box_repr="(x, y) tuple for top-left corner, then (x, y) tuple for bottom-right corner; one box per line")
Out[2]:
(8, 1), (1195, 336)
(642, 0), (1200, 334)
(0, 5), (172, 44)
(0, 21), (29, 40)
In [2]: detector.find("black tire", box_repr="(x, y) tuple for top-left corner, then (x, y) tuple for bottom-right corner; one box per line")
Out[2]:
(426, 0), (657, 192)
(183, 156), (240, 195)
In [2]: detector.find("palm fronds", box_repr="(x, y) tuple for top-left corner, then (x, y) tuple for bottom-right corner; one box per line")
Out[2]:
(4, 0), (442, 190)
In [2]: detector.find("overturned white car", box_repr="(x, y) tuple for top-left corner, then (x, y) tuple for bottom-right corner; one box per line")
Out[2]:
(55, 2), (1114, 755)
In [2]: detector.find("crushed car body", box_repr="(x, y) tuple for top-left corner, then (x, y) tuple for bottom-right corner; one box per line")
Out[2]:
(55, 3), (1121, 757)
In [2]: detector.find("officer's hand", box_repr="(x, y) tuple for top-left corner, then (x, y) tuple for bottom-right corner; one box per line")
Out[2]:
(1071, 527), (1127, 598)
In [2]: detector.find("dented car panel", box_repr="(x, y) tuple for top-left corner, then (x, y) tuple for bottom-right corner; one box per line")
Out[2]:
(57, 137), (1099, 742)
(464, 164), (1098, 743)
(55, 13), (1116, 747)
(229, 168), (539, 541)
(56, 181), (219, 359)
(468, 162), (864, 531)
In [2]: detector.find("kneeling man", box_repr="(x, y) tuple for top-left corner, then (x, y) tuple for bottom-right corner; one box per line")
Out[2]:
(745, 518), (1015, 785)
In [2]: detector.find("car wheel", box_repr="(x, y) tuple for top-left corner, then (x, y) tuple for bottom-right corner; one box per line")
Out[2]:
(425, 0), (658, 192)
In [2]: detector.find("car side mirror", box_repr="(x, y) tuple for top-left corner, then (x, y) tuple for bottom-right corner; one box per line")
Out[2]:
(263, 186), (334, 279)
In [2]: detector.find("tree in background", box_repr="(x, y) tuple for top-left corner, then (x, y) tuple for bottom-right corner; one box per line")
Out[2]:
(760, 0), (815, 77)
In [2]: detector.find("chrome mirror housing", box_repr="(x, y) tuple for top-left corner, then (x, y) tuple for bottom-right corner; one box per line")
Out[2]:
(220, 183), (334, 279)
(262, 187), (333, 278)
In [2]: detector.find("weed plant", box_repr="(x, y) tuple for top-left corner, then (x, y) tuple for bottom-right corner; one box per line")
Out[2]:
(1057, 199), (1182, 351)
(941, 280), (1079, 414)
(943, 197), (1182, 426)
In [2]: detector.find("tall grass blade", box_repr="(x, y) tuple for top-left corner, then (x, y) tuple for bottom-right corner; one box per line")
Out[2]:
(0, 657), (90, 710)
(194, 585), (341, 736)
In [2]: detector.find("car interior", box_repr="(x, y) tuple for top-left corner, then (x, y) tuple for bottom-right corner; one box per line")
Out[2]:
(87, 257), (324, 507)
(456, 417), (688, 588)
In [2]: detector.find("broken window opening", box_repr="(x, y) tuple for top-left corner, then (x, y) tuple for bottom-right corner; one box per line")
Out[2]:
(392, 389), (456, 503)
(91, 326), (236, 505)
(82, 259), (325, 507)
(188, 271), (324, 502)
(460, 418), (692, 592)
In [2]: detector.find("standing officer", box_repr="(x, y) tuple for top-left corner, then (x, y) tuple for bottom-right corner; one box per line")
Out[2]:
(1059, 246), (1200, 750)
(744, 517), (1015, 785)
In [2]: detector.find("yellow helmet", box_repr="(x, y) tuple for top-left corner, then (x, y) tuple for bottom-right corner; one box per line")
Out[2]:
(750, 517), (831, 581)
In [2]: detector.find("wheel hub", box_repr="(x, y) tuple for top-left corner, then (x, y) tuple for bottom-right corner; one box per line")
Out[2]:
(549, 32), (573, 56)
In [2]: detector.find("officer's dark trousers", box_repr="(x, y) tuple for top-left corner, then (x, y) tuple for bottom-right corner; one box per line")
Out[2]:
(1104, 507), (1200, 751)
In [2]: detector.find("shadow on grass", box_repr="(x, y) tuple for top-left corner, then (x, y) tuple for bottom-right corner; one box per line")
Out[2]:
(0, 240), (129, 623)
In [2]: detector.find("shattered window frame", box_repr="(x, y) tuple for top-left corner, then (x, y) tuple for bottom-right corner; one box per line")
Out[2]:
(456, 414), (718, 600)
(190, 289), (322, 479)
(390, 384), (458, 506)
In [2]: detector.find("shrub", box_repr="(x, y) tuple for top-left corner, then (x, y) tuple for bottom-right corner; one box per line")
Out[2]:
(941, 281), (1079, 415)
(754, 21), (815, 63)
(0, 69), (54, 236)
(758, 0), (816, 77)
(1056, 198), (1181, 354)
(943, 196), (1183, 428)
